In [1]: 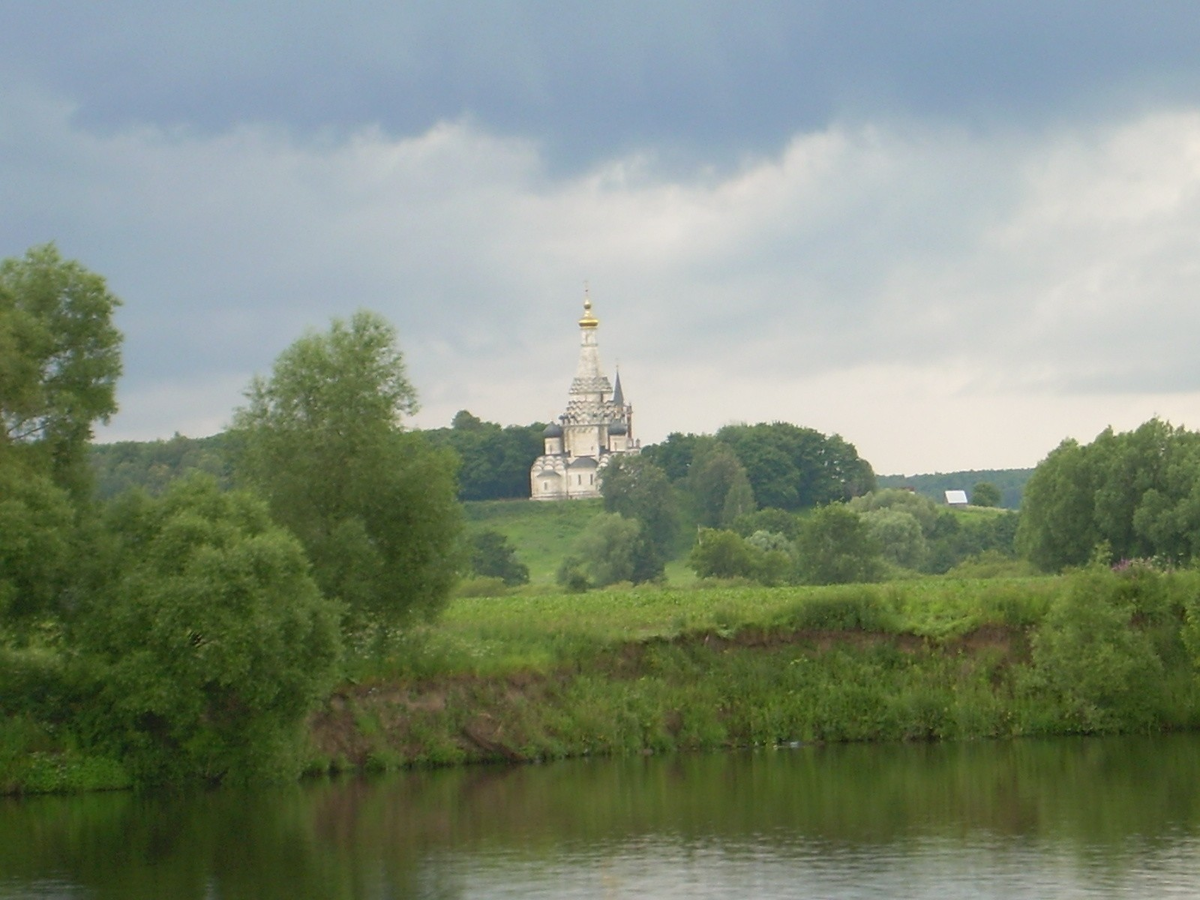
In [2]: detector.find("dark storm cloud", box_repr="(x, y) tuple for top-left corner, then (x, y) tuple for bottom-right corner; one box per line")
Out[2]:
(5, 2), (1200, 170)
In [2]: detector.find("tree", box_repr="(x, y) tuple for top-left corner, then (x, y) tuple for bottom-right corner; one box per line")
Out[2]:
(794, 504), (884, 585)
(600, 455), (680, 575)
(861, 507), (928, 570)
(0, 452), (74, 624)
(570, 512), (660, 587)
(688, 528), (758, 580)
(971, 482), (1001, 508)
(1029, 566), (1163, 732)
(640, 431), (708, 482)
(685, 442), (756, 527)
(730, 507), (802, 540)
(81, 476), (342, 783)
(468, 529), (529, 586)
(425, 411), (546, 500)
(1016, 419), (1200, 572)
(0, 244), (123, 496)
(231, 311), (462, 624)
(715, 422), (875, 511)
(687, 527), (793, 584)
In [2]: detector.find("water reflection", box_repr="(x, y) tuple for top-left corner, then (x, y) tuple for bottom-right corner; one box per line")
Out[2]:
(3, 735), (1200, 898)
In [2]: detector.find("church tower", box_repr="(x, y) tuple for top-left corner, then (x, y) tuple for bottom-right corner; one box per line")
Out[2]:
(530, 289), (638, 500)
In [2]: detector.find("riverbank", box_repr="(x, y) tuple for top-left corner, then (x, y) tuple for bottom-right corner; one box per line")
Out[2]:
(7, 566), (1200, 792)
(302, 566), (1200, 772)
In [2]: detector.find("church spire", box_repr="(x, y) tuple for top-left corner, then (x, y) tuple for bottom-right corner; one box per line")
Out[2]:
(612, 366), (624, 406)
(570, 285), (612, 399)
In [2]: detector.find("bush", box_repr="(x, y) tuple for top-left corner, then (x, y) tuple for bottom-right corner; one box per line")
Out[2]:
(1028, 567), (1165, 733)
(794, 504), (884, 585)
(785, 589), (897, 632)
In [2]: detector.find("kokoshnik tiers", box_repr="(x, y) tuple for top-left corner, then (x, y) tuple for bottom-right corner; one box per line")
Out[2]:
(529, 289), (639, 500)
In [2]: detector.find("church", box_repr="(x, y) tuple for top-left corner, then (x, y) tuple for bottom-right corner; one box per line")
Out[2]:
(529, 290), (639, 500)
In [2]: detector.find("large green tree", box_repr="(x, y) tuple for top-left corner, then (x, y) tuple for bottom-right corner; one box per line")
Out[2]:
(231, 310), (462, 624)
(81, 477), (342, 783)
(599, 455), (680, 576)
(715, 422), (875, 512)
(0, 244), (123, 496)
(1017, 419), (1200, 571)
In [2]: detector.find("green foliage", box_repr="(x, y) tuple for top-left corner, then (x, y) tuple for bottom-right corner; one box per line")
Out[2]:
(1018, 419), (1200, 572)
(0, 244), (123, 497)
(425, 411), (545, 500)
(231, 310), (462, 624)
(0, 455), (74, 623)
(467, 529), (529, 586)
(688, 528), (793, 585)
(851, 488), (941, 533)
(555, 556), (591, 593)
(730, 507), (802, 540)
(875, 468), (1032, 509)
(600, 455), (680, 568)
(971, 481), (1002, 508)
(794, 504), (884, 585)
(1027, 566), (1166, 733)
(684, 441), (756, 527)
(570, 512), (661, 587)
(79, 477), (343, 784)
(851, 489), (1018, 574)
(784, 588), (898, 632)
(89, 433), (231, 499)
(640, 430), (707, 482)
(715, 422), (876, 511)
(688, 529), (758, 580)
(946, 550), (1037, 579)
(861, 507), (928, 570)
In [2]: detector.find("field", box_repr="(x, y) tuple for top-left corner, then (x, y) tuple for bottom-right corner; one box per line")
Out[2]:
(357, 574), (1063, 681)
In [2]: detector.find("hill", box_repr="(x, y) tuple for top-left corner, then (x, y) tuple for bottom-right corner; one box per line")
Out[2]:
(463, 498), (605, 584)
(876, 468), (1033, 509)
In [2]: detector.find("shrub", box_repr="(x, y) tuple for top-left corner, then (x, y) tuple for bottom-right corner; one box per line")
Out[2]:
(1029, 567), (1164, 733)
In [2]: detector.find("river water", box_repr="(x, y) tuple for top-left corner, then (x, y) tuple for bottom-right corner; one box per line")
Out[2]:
(4, 735), (1200, 898)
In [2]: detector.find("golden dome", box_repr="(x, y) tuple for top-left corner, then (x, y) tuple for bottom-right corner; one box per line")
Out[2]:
(578, 288), (599, 328)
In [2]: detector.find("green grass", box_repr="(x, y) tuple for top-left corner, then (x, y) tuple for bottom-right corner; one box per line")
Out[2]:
(464, 498), (604, 583)
(357, 575), (1067, 683)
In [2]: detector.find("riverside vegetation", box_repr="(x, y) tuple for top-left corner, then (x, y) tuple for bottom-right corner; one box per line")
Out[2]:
(8, 244), (1200, 794)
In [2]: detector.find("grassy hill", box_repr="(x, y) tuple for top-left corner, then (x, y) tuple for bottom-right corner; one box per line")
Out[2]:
(464, 498), (606, 584)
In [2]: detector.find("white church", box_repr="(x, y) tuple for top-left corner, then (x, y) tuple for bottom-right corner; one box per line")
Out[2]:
(529, 290), (640, 500)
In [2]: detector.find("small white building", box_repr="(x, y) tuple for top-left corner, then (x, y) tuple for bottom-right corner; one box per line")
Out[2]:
(530, 290), (639, 500)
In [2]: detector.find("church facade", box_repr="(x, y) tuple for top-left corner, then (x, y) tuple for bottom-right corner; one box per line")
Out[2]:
(529, 290), (639, 500)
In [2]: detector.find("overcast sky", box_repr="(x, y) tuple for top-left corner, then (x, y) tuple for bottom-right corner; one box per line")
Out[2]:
(6, 2), (1200, 475)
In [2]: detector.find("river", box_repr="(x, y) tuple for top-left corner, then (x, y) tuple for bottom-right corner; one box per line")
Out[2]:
(3, 734), (1200, 898)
